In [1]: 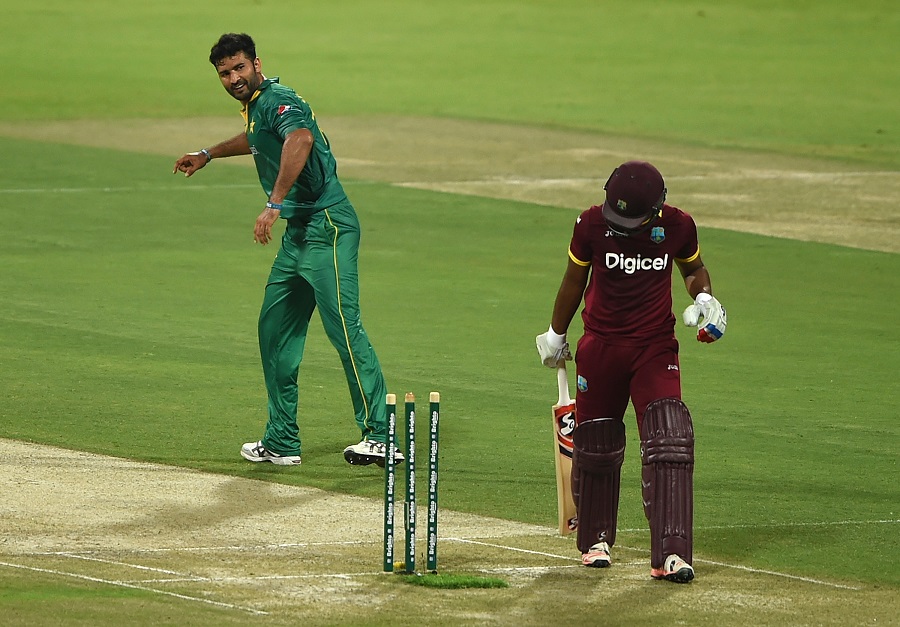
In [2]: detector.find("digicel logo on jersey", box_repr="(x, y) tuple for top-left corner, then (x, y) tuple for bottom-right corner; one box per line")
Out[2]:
(605, 253), (669, 275)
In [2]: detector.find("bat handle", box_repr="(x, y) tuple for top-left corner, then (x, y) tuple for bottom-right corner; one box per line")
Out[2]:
(557, 364), (573, 406)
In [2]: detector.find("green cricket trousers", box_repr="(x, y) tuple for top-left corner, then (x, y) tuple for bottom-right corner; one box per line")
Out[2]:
(257, 201), (387, 456)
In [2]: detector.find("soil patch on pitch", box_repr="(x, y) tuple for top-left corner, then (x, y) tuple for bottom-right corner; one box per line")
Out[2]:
(0, 438), (544, 556)
(0, 116), (897, 253)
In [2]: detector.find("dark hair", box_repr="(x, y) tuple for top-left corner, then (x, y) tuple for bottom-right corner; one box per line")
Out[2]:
(209, 33), (256, 66)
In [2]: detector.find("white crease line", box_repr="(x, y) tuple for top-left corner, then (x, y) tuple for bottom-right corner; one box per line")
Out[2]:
(694, 558), (860, 591)
(38, 539), (364, 556)
(31, 519), (894, 557)
(0, 561), (268, 615)
(479, 565), (581, 575)
(448, 538), (575, 561)
(446, 538), (862, 591)
(129, 569), (581, 584)
(21, 519), (890, 592)
(130, 573), (370, 584)
(56, 552), (208, 580)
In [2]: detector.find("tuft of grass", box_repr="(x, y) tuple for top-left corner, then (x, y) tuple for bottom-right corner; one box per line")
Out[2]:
(399, 573), (509, 589)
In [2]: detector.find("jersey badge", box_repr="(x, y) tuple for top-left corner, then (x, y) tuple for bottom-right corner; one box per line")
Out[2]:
(577, 375), (588, 393)
(650, 226), (665, 244)
(277, 105), (292, 115)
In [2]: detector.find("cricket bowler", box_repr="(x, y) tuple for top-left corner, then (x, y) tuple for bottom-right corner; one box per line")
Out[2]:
(173, 33), (402, 468)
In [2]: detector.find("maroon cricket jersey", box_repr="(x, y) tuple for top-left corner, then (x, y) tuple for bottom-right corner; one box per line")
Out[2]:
(569, 204), (700, 346)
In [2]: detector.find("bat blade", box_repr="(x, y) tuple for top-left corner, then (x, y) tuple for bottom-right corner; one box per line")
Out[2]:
(552, 365), (577, 535)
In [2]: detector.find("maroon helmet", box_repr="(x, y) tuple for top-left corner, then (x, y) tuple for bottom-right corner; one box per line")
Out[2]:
(601, 161), (667, 235)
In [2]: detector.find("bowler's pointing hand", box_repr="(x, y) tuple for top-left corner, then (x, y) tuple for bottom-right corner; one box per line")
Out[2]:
(173, 152), (209, 178)
(254, 206), (281, 245)
(536, 327), (572, 368)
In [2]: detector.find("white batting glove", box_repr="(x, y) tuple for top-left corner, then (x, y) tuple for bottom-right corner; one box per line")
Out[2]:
(682, 293), (727, 343)
(536, 326), (572, 368)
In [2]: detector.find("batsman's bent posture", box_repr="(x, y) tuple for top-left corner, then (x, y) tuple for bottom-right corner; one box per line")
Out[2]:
(174, 33), (401, 468)
(536, 160), (727, 583)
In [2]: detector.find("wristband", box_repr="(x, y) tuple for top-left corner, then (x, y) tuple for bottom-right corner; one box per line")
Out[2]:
(546, 324), (566, 344)
(266, 201), (283, 210)
(199, 148), (212, 162)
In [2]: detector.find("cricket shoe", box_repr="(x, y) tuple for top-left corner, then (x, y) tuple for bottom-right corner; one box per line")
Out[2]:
(582, 541), (612, 568)
(343, 439), (405, 467)
(240, 441), (301, 466)
(651, 554), (695, 583)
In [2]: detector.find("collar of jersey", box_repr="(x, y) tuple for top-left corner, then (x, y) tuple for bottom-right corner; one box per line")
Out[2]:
(240, 76), (281, 115)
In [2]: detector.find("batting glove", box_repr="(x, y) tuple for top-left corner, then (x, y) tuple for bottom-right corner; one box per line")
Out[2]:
(536, 326), (573, 368)
(682, 293), (727, 343)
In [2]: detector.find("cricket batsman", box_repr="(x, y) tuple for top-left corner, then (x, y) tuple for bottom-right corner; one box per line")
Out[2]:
(536, 160), (727, 583)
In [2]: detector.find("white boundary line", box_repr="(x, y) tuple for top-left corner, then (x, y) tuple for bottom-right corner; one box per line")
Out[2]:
(0, 561), (268, 615)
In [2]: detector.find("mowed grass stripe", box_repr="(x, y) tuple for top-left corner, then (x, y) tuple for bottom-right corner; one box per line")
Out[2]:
(3, 118), (898, 253)
(0, 561), (270, 616)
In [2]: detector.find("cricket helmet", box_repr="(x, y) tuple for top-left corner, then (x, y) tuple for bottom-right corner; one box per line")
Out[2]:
(601, 161), (667, 235)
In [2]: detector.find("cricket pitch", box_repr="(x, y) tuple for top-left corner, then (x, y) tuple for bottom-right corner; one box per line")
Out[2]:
(1, 439), (893, 626)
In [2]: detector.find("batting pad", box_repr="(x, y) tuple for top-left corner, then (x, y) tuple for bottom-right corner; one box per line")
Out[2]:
(571, 418), (626, 553)
(640, 397), (694, 568)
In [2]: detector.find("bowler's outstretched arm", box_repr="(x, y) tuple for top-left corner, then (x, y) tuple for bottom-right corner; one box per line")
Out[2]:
(173, 133), (252, 177)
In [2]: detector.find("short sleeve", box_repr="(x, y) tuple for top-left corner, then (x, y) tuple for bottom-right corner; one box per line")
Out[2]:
(269, 97), (313, 139)
(568, 209), (593, 266)
(674, 214), (700, 262)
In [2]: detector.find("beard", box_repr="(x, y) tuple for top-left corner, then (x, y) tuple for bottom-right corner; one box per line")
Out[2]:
(227, 72), (262, 102)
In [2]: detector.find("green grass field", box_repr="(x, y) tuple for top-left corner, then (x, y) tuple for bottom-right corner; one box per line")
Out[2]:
(2, 1), (898, 625)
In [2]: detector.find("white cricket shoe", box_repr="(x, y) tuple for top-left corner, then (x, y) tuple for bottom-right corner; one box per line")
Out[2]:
(343, 439), (405, 467)
(651, 554), (695, 583)
(240, 441), (301, 466)
(581, 541), (612, 568)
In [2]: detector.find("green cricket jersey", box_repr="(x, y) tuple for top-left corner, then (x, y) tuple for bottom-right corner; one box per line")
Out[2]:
(241, 77), (347, 220)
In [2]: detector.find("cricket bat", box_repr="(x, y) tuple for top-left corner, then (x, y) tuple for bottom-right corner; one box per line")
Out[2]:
(552, 364), (578, 535)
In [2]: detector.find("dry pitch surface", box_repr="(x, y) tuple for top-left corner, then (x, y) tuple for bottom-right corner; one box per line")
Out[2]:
(1, 439), (894, 626)
(1, 118), (898, 624)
